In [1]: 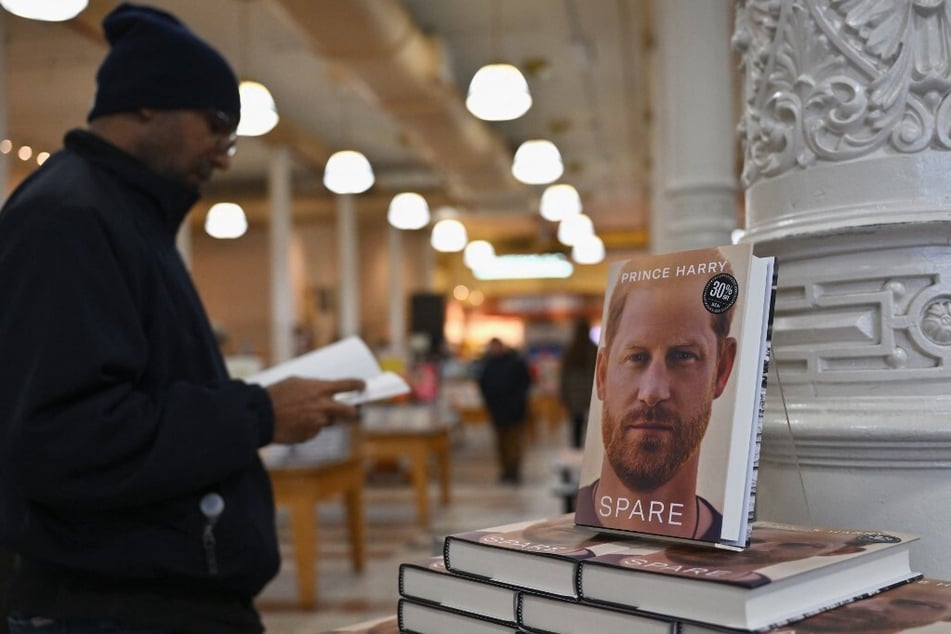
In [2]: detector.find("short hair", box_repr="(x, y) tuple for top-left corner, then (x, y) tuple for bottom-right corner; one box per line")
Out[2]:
(602, 247), (736, 352)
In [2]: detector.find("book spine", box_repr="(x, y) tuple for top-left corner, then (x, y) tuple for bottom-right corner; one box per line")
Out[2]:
(748, 262), (778, 530)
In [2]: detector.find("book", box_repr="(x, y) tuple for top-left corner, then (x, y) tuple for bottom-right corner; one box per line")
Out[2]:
(515, 590), (677, 633)
(577, 520), (921, 632)
(442, 512), (653, 599)
(680, 577), (951, 633)
(575, 243), (777, 549)
(397, 597), (520, 633)
(398, 556), (518, 623)
(246, 335), (410, 405)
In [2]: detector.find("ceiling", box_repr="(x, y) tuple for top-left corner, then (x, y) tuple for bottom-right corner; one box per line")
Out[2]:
(2, 0), (657, 255)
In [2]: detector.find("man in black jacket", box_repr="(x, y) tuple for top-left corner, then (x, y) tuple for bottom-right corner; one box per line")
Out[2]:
(0, 4), (363, 633)
(477, 338), (533, 484)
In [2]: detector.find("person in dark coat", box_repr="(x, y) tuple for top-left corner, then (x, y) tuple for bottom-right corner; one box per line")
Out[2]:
(559, 318), (599, 448)
(0, 5), (364, 633)
(477, 338), (533, 484)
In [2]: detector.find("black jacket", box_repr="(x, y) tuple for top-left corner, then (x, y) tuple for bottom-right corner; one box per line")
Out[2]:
(0, 131), (278, 630)
(477, 349), (532, 427)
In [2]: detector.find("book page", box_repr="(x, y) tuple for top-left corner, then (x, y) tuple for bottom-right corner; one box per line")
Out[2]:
(245, 335), (410, 405)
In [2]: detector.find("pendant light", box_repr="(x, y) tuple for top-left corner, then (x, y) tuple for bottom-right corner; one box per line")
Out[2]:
(466, 63), (532, 121)
(463, 240), (495, 269)
(323, 150), (374, 194)
(465, 0), (531, 121)
(431, 207), (468, 253)
(237, 81), (279, 137)
(572, 234), (605, 264)
(512, 139), (563, 185)
(1, 0), (86, 21)
(557, 212), (594, 247)
(387, 192), (430, 230)
(235, 0), (278, 137)
(205, 202), (248, 239)
(539, 183), (582, 222)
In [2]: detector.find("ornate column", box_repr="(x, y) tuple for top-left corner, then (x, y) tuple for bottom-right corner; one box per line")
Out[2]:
(735, 0), (951, 576)
(650, 0), (738, 253)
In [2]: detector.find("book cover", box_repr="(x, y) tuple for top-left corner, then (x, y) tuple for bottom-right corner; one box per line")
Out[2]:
(578, 520), (921, 631)
(575, 243), (776, 549)
(245, 335), (410, 405)
(515, 590), (677, 633)
(762, 577), (951, 633)
(442, 513), (654, 598)
(397, 597), (520, 633)
(398, 556), (518, 623)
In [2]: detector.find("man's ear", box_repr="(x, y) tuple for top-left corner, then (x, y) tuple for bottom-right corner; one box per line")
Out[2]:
(595, 347), (607, 401)
(713, 337), (737, 398)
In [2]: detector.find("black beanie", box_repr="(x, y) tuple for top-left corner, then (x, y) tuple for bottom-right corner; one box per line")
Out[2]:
(87, 3), (240, 122)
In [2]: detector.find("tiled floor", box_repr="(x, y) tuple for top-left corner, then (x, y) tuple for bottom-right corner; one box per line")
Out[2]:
(255, 417), (574, 633)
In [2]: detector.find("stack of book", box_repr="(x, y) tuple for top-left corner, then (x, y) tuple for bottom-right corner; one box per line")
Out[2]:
(392, 512), (922, 633)
(371, 245), (933, 633)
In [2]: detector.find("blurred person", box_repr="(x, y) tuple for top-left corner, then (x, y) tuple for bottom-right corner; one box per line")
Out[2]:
(0, 4), (364, 633)
(559, 318), (599, 449)
(477, 338), (533, 484)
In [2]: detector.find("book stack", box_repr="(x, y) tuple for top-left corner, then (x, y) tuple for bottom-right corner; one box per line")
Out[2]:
(382, 245), (930, 632)
(390, 512), (922, 633)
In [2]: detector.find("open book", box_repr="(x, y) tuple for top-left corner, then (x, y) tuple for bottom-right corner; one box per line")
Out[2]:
(245, 336), (410, 405)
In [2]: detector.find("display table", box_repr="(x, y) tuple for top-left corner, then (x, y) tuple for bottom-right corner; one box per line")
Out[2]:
(362, 404), (452, 527)
(265, 425), (366, 608)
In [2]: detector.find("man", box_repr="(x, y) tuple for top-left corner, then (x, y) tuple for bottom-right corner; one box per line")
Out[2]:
(575, 248), (738, 541)
(0, 5), (364, 632)
(476, 338), (533, 484)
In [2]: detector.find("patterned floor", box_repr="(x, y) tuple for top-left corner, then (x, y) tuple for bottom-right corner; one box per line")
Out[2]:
(256, 417), (573, 633)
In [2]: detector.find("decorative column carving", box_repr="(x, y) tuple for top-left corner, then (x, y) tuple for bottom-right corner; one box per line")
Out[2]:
(735, 0), (951, 576)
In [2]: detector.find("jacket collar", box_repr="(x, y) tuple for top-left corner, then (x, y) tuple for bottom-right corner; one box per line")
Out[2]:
(64, 129), (199, 235)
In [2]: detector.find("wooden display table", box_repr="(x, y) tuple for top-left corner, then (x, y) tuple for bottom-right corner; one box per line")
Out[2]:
(362, 404), (452, 527)
(267, 426), (366, 609)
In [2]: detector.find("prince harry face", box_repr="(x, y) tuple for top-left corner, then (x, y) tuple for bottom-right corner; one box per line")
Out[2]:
(596, 274), (736, 493)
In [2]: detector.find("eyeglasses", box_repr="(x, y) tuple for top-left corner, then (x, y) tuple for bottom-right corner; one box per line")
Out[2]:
(204, 110), (239, 158)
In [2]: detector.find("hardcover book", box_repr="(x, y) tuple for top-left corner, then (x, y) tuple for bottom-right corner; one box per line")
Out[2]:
(515, 590), (676, 633)
(577, 520), (921, 632)
(442, 513), (653, 598)
(574, 243), (777, 549)
(397, 597), (520, 634)
(398, 556), (518, 623)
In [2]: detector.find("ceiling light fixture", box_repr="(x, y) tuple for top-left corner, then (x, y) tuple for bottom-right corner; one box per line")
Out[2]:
(205, 202), (248, 239)
(539, 183), (582, 221)
(512, 139), (563, 185)
(431, 218), (468, 253)
(234, 0), (278, 137)
(463, 239), (495, 269)
(466, 63), (532, 121)
(387, 192), (430, 230)
(323, 150), (375, 194)
(572, 234), (605, 264)
(1, 0), (86, 21)
(237, 80), (279, 136)
(557, 212), (594, 246)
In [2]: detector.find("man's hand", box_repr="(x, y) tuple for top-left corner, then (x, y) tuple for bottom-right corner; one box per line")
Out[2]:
(265, 377), (366, 444)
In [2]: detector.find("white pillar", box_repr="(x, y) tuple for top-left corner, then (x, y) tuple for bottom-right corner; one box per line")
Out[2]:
(650, 0), (738, 253)
(735, 0), (951, 576)
(269, 146), (294, 364)
(336, 194), (359, 338)
(388, 224), (406, 358)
